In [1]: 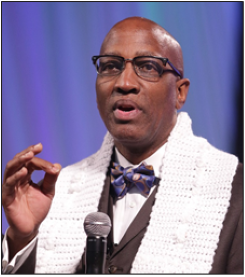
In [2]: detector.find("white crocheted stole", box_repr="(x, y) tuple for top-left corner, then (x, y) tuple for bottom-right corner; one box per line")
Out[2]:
(131, 112), (238, 273)
(35, 112), (238, 273)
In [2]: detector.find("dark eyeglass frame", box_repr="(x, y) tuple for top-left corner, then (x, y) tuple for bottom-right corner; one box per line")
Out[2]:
(92, 55), (182, 79)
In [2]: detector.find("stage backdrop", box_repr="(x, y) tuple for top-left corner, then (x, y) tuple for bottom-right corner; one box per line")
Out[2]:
(2, 2), (243, 233)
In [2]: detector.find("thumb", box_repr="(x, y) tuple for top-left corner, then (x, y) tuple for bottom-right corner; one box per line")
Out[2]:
(41, 163), (62, 197)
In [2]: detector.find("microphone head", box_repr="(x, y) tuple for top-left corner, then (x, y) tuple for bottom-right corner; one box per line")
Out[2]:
(84, 212), (111, 238)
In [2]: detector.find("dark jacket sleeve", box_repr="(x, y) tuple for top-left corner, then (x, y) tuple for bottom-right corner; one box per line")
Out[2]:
(210, 163), (243, 273)
(226, 210), (243, 273)
(14, 242), (37, 274)
(1, 235), (37, 274)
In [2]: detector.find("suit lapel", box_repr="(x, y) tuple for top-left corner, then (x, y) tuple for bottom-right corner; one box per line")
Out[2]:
(110, 186), (159, 259)
(98, 174), (115, 255)
(98, 175), (111, 214)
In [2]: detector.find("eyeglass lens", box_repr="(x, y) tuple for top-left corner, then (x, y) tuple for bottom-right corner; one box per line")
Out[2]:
(96, 56), (166, 80)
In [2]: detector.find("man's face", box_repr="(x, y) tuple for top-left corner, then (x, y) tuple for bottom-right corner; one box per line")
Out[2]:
(96, 24), (183, 151)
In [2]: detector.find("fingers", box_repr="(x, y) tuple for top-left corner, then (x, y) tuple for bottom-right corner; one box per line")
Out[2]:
(2, 167), (28, 203)
(4, 157), (61, 191)
(15, 142), (43, 158)
(25, 157), (61, 176)
(3, 143), (43, 182)
(3, 143), (61, 202)
(41, 163), (62, 197)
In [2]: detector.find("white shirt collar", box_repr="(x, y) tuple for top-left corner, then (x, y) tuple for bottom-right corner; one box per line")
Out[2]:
(115, 142), (167, 178)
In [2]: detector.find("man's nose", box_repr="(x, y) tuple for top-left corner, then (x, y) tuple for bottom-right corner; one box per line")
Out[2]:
(113, 63), (140, 94)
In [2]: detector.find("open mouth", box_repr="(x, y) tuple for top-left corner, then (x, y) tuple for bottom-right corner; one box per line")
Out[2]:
(113, 100), (141, 121)
(113, 99), (137, 112)
(116, 104), (135, 112)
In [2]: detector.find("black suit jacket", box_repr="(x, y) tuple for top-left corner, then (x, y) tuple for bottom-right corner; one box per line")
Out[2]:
(11, 163), (243, 274)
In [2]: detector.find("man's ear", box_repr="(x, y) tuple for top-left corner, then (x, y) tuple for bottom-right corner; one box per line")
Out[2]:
(175, 78), (190, 110)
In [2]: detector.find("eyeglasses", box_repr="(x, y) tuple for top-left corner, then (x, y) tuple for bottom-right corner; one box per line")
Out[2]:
(92, 55), (182, 82)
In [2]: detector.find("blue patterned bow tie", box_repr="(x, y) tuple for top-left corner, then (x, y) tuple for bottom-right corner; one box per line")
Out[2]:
(110, 162), (160, 199)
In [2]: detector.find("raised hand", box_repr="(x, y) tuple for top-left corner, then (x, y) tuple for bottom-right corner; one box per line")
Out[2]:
(2, 143), (62, 259)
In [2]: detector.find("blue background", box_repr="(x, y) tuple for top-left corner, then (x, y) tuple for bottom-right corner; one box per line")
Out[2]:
(2, 2), (243, 233)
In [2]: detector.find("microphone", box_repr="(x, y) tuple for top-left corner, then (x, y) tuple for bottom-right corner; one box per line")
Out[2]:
(84, 212), (111, 274)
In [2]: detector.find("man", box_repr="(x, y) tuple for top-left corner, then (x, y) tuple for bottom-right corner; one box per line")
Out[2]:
(2, 17), (243, 274)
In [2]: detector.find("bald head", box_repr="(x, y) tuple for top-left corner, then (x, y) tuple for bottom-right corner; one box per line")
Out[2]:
(100, 17), (184, 76)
